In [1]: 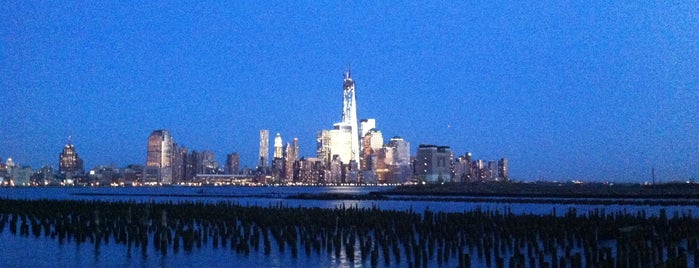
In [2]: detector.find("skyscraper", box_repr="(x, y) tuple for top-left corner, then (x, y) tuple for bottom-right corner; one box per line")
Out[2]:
(414, 144), (454, 183)
(187, 150), (200, 180)
(387, 137), (410, 166)
(474, 159), (487, 181)
(59, 137), (84, 175)
(274, 133), (283, 159)
(360, 119), (376, 140)
(226, 153), (240, 175)
(285, 138), (299, 182)
(145, 129), (174, 184)
(360, 128), (383, 171)
(498, 158), (509, 181)
(488, 160), (498, 181)
(317, 127), (353, 165)
(454, 153), (473, 182)
(171, 144), (187, 183)
(341, 69), (361, 167)
(385, 136), (412, 183)
(317, 68), (361, 170)
(200, 150), (217, 174)
(271, 133), (285, 182)
(259, 130), (269, 169)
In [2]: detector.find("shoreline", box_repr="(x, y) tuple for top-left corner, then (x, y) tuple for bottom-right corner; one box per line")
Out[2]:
(376, 181), (699, 198)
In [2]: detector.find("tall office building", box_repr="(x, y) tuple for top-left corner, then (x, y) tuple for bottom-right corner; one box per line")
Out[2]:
(317, 130), (332, 165)
(473, 159), (487, 181)
(317, 127), (353, 165)
(361, 133), (374, 171)
(414, 144), (454, 183)
(498, 158), (509, 181)
(341, 69), (360, 167)
(145, 129), (174, 184)
(171, 144), (187, 183)
(274, 133), (283, 159)
(285, 138), (299, 182)
(271, 133), (285, 181)
(360, 128), (383, 171)
(385, 136), (412, 183)
(59, 137), (84, 175)
(186, 150), (200, 180)
(360, 119), (376, 140)
(296, 157), (324, 184)
(200, 150), (217, 174)
(454, 153), (473, 182)
(259, 130), (269, 168)
(387, 137), (410, 166)
(226, 153), (240, 175)
(317, 68), (361, 169)
(488, 160), (498, 180)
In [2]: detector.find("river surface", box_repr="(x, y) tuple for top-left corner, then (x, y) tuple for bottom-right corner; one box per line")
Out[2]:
(0, 186), (696, 267)
(2, 186), (696, 216)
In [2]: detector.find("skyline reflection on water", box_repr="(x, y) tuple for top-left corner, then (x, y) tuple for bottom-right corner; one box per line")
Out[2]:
(0, 186), (695, 217)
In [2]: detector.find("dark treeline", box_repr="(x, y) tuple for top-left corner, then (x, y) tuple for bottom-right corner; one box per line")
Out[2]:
(0, 199), (696, 267)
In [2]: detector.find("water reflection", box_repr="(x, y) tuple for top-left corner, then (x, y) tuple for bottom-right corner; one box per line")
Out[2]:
(0, 186), (696, 217)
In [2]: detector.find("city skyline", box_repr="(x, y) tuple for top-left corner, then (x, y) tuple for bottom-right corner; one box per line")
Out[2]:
(0, 69), (508, 185)
(2, 2), (697, 182)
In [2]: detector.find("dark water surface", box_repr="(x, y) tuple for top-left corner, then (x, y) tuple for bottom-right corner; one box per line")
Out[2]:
(2, 186), (696, 216)
(0, 186), (696, 267)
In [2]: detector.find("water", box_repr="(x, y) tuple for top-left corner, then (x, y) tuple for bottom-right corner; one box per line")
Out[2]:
(0, 186), (696, 267)
(0, 229), (360, 268)
(2, 186), (695, 217)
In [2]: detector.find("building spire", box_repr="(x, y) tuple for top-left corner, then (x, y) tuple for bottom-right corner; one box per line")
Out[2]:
(345, 65), (351, 80)
(68, 135), (72, 145)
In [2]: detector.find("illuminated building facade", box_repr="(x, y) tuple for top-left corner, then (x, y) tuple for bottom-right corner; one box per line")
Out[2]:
(59, 137), (84, 175)
(317, 69), (361, 172)
(296, 157), (324, 184)
(273, 133), (283, 159)
(3, 158), (17, 185)
(384, 136), (411, 183)
(271, 133), (285, 182)
(259, 130), (269, 169)
(360, 118), (376, 138)
(341, 69), (360, 167)
(317, 127), (353, 166)
(454, 153), (473, 182)
(145, 129), (174, 184)
(361, 129), (381, 171)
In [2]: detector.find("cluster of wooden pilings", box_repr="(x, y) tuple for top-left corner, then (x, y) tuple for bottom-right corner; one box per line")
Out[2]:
(0, 199), (696, 267)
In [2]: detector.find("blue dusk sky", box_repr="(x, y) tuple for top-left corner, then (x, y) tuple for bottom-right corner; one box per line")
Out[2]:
(1, 1), (697, 182)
